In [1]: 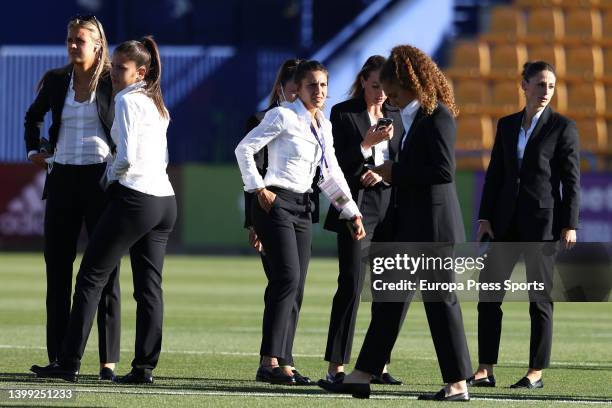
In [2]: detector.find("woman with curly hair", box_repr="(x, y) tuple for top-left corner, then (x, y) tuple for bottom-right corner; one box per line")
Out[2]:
(318, 45), (472, 401)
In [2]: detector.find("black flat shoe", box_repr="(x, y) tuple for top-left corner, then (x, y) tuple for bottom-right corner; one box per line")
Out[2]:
(323, 371), (346, 384)
(317, 379), (370, 399)
(255, 366), (296, 385)
(510, 377), (543, 389)
(292, 369), (314, 385)
(99, 367), (115, 381)
(30, 362), (78, 382)
(114, 369), (153, 384)
(370, 372), (403, 385)
(418, 388), (470, 401)
(467, 375), (496, 387)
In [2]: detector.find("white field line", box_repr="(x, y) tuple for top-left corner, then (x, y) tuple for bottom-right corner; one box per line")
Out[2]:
(2, 387), (605, 404)
(1, 344), (611, 368)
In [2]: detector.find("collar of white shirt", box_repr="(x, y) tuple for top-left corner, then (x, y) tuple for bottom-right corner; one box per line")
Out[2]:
(400, 99), (420, 128)
(291, 98), (325, 128)
(114, 80), (146, 101)
(522, 108), (545, 133)
(68, 70), (96, 104)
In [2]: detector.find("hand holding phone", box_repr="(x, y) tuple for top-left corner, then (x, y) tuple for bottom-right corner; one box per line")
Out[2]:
(375, 117), (393, 131)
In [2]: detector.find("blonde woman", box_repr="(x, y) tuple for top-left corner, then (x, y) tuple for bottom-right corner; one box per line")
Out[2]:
(25, 15), (120, 380)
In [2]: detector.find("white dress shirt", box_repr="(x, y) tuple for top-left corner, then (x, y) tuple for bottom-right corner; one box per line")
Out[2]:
(52, 71), (111, 165)
(106, 81), (174, 197)
(399, 99), (421, 150)
(360, 114), (390, 165)
(235, 98), (361, 220)
(517, 109), (544, 160)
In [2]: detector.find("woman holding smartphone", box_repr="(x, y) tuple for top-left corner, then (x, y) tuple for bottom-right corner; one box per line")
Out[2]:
(236, 60), (365, 385)
(31, 36), (176, 384)
(321, 55), (405, 385)
(25, 15), (120, 380)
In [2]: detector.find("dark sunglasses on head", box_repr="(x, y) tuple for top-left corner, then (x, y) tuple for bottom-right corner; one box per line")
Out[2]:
(71, 14), (102, 31)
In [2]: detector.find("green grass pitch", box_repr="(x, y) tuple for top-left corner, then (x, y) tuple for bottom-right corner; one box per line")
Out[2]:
(0, 253), (610, 407)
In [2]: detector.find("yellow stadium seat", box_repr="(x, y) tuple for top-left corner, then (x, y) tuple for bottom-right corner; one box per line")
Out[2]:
(567, 82), (606, 114)
(604, 47), (612, 78)
(515, 0), (556, 7)
(490, 44), (528, 78)
(454, 80), (490, 109)
(447, 41), (490, 77)
(482, 5), (526, 42)
(492, 81), (525, 114)
(566, 45), (604, 79)
(550, 81), (568, 113)
(564, 8), (602, 41)
(455, 115), (494, 170)
(528, 44), (566, 76)
(576, 119), (606, 150)
(526, 8), (564, 42)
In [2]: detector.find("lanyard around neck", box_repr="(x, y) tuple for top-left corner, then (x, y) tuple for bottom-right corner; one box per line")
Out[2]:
(310, 122), (328, 169)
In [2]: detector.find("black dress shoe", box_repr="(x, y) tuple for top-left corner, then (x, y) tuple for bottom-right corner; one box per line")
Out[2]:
(317, 379), (370, 399)
(370, 372), (403, 385)
(292, 369), (314, 385)
(255, 366), (296, 385)
(30, 362), (78, 382)
(114, 369), (153, 384)
(467, 375), (496, 387)
(510, 377), (543, 389)
(418, 388), (470, 401)
(99, 367), (115, 381)
(323, 371), (346, 384)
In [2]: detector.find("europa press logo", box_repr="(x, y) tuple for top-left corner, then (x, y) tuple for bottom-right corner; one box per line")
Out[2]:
(0, 171), (45, 236)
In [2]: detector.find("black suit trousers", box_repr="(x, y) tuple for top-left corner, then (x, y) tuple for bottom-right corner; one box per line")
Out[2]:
(324, 186), (402, 364)
(252, 188), (312, 361)
(477, 221), (556, 369)
(354, 246), (472, 383)
(60, 183), (176, 372)
(43, 162), (120, 363)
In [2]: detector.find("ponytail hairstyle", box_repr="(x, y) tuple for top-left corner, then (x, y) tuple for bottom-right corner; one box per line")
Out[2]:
(66, 15), (111, 95)
(349, 55), (385, 98)
(268, 58), (303, 106)
(114, 35), (169, 119)
(380, 45), (458, 117)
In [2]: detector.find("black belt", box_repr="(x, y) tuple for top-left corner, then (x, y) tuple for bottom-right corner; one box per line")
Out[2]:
(267, 186), (313, 214)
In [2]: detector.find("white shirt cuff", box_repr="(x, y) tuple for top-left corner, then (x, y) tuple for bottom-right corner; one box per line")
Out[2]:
(360, 144), (373, 159)
(27, 150), (38, 159)
(339, 201), (361, 220)
(244, 176), (266, 193)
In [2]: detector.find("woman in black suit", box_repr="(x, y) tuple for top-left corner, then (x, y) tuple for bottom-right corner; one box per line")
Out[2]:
(469, 61), (580, 389)
(319, 45), (471, 401)
(322, 55), (404, 385)
(242, 58), (317, 385)
(24, 15), (120, 380)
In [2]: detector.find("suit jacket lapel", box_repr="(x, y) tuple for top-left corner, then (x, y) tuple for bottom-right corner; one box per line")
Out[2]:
(401, 108), (426, 154)
(351, 98), (372, 141)
(523, 106), (555, 156)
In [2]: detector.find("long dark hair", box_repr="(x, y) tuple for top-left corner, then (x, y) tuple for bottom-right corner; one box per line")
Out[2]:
(114, 35), (169, 119)
(349, 55), (385, 98)
(268, 58), (303, 106)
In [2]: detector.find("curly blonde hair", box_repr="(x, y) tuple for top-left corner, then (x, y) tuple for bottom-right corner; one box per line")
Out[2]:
(380, 45), (458, 117)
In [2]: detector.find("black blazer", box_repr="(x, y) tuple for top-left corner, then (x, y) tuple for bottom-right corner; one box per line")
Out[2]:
(479, 106), (580, 241)
(323, 97), (404, 232)
(242, 107), (320, 228)
(24, 64), (115, 154)
(390, 103), (465, 243)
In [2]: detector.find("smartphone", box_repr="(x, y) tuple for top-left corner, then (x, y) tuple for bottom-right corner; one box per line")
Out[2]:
(375, 117), (393, 131)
